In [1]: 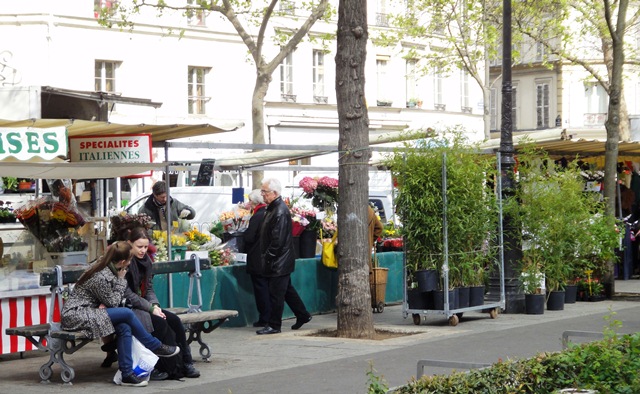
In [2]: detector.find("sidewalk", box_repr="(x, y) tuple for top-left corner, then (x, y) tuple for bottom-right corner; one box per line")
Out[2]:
(1, 280), (640, 394)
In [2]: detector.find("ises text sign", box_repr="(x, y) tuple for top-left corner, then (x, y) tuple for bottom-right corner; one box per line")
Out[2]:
(0, 127), (67, 161)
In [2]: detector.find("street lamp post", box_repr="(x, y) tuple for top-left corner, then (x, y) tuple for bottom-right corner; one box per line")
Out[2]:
(489, 0), (525, 313)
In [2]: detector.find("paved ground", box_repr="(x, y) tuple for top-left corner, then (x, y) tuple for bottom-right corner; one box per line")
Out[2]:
(1, 279), (640, 394)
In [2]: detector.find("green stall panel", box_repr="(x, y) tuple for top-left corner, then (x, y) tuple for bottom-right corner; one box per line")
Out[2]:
(153, 252), (403, 327)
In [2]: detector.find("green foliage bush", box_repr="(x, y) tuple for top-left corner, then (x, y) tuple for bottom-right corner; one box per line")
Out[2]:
(391, 331), (640, 393)
(386, 128), (499, 287)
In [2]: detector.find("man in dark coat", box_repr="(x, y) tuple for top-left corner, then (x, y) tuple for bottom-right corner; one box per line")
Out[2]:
(256, 178), (312, 335)
(138, 181), (195, 232)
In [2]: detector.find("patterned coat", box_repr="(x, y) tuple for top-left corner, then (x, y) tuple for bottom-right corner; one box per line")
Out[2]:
(61, 266), (127, 339)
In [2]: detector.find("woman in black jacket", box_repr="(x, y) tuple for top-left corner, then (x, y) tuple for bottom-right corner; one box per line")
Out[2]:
(243, 189), (270, 327)
(107, 227), (200, 380)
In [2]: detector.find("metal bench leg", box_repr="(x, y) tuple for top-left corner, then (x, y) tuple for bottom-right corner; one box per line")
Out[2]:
(185, 322), (211, 362)
(185, 317), (231, 362)
(40, 337), (76, 385)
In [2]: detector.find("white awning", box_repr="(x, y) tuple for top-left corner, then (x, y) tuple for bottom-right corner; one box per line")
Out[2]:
(0, 118), (244, 143)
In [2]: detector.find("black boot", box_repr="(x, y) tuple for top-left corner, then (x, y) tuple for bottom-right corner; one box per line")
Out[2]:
(101, 350), (118, 368)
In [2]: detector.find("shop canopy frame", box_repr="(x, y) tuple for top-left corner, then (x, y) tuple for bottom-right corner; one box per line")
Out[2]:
(481, 128), (640, 160)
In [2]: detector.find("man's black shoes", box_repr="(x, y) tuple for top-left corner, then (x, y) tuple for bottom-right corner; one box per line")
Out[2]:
(256, 326), (281, 335)
(291, 315), (312, 330)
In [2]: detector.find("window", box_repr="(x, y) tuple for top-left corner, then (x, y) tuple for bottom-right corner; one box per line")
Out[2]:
(94, 0), (118, 19)
(312, 50), (327, 104)
(188, 66), (209, 115)
(511, 85), (518, 130)
(584, 82), (608, 126)
(376, 0), (389, 26)
(376, 58), (391, 105)
(405, 59), (417, 104)
(490, 88), (498, 131)
(434, 67), (444, 110)
(280, 51), (295, 102)
(536, 81), (550, 128)
(95, 60), (118, 92)
(460, 69), (471, 112)
(187, 0), (206, 26)
(535, 42), (549, 62)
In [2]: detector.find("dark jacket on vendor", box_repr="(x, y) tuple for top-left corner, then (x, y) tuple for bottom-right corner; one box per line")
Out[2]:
(138, 181), (195, 232)
(260, 195), (295, 277)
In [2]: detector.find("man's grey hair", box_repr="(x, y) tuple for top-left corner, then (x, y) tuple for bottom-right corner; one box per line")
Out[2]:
(263, 178), (282, 195)
(248, 189), (264, 204)
(152, 181), (166, 196)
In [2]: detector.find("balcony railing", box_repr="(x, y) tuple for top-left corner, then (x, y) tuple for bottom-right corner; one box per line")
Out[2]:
(313, 96), (328, 104)
(434, 103), (446, 111)
(461, 106), (473, 114)
(281, 94), (297, 103)
(376, 13), (389, 27)
(583, 113), (607, 127)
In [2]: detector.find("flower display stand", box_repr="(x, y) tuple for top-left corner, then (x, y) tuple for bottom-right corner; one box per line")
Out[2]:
(44, 251), (89, 265)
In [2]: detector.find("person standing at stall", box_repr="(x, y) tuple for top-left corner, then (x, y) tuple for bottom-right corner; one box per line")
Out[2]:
(256, 178), (312, 335)
(139, 181), (195, 232)
(61, 241), (179, 387)
(368, 205), (384, 272)
(243, 189), (270, 327)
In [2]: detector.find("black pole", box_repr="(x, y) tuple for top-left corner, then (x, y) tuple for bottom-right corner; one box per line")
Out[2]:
(488, 0), (524, 313)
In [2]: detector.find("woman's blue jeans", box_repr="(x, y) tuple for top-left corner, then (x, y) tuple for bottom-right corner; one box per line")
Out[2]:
(106, 307), (162, 376)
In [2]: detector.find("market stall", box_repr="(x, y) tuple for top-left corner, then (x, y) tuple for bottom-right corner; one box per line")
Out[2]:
(0, 117), (243, 355)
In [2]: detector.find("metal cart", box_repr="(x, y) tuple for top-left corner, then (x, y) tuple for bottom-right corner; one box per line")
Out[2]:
(402, 153), (506, 326)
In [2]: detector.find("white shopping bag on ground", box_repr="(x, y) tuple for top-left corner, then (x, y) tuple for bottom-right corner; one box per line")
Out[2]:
(113, 337), (159, 384)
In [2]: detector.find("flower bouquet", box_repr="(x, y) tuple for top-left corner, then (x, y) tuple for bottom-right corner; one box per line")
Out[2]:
(218, 204), (251, 233)
(299, 176), (339, 212)
(184, 227), (212, 251)
(15, 196), (88, 252)
(290, 206), (318, 236)
(151, 230), (188, 262)
(108, 210), (154, 241)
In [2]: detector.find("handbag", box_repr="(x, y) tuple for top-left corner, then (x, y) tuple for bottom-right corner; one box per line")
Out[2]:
(320, 229), (338, 269)
(113, 337), (159, 384)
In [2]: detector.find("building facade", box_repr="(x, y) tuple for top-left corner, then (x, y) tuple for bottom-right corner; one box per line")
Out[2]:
(0, 0), (484, 189)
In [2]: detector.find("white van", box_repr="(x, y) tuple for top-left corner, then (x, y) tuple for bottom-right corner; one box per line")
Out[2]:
(124, 186), (238, 232)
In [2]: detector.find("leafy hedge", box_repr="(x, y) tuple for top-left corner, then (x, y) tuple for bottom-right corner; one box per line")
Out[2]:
(392, 331), (640, 393)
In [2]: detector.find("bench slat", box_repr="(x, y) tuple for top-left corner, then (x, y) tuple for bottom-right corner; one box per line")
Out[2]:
(49, 330), (90, 341)
(5, 323), (51, 337)
(178, 310), (238, 324)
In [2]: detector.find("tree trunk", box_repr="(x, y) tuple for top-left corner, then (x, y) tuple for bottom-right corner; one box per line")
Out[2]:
(251, 72), (271, 190)
(602, 0), (629, 295)
(335, 0), (374, 339)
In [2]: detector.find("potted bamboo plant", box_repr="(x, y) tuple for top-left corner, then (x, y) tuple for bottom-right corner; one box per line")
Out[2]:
(387, 127), (498, 310)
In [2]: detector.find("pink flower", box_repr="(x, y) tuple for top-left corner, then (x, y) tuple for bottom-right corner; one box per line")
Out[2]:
(299, 177), (318, 194)
(318, 176), (339, 188)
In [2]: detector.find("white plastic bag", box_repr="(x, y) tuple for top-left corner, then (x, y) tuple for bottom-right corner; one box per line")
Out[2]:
(113, 337), (159, 384)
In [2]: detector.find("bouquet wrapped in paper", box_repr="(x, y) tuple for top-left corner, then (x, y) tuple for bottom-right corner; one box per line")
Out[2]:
(218, 204), (251, 233)
(15, 195), (88, 252)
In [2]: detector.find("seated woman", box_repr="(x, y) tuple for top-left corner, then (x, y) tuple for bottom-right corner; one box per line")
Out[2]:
(116, 227), (200, 380)
(61, 241), (180, 387)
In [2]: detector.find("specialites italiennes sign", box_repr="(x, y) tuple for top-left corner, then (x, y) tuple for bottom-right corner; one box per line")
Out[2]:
(69, 134), (152, 163)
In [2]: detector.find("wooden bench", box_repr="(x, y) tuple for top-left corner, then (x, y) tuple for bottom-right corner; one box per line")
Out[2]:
(5, 256), (238, 384)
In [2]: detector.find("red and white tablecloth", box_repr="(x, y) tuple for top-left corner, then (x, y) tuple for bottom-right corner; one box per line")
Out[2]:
(0, 294), (60, 354)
